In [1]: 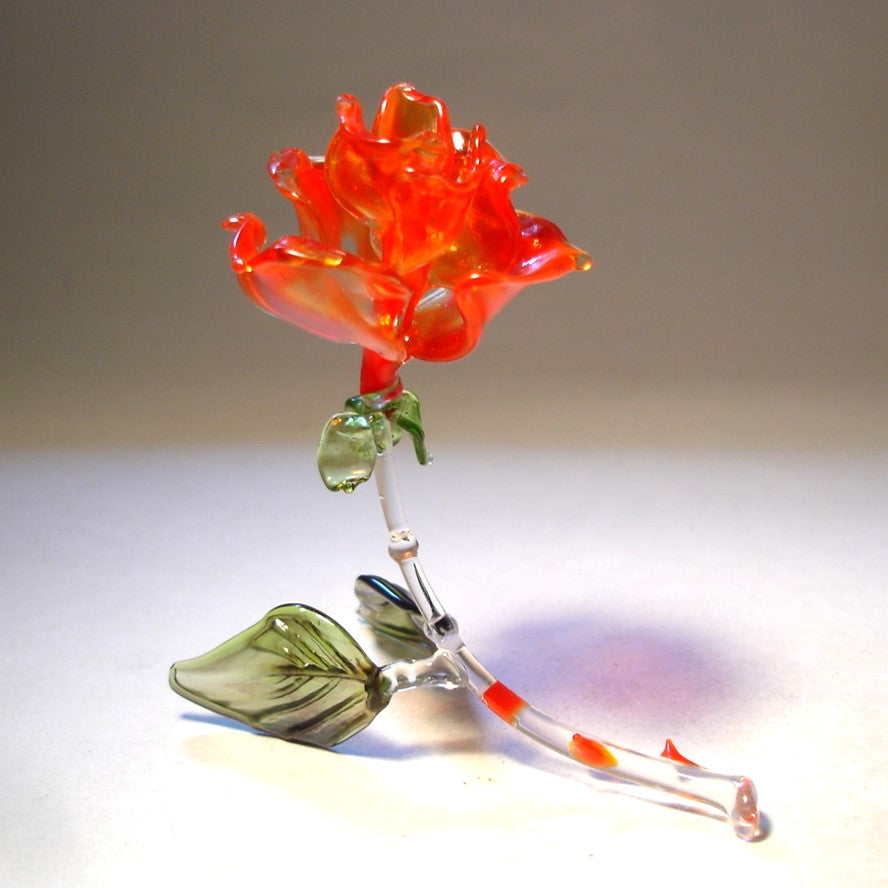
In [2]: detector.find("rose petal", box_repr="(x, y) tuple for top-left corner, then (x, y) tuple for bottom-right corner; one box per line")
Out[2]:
(382, 171), (476, 275)
(404, 283), (487, 363)
(266, 148), (340, 244)
(428, 139), (526, 287)
(226, 85), (593, 371)
(224, 214), (410, 362)
(513, 212), (593, 277)
(406, 213), (591, 364)
(267, 149), (376, 263)
(405, 270), (541, 363)
(372, 83), (452, 152)
(325, 85), (468, 270)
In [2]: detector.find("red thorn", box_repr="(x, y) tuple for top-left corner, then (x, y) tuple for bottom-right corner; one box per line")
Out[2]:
(661, 738), (700, 767)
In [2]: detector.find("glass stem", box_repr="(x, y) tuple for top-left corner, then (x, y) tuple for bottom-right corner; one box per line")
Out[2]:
(372, 441), (760, 840)
(379, 648), (466, 694)
(372, 435), (463, 649)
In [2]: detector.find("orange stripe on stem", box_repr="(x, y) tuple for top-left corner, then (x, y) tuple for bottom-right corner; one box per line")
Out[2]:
(569, 733), (618, 769)
(481, 681), (526, 725)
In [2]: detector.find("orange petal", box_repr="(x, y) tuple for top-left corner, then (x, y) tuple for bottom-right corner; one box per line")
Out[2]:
(407, 211), (591, 363)
(404, 284), (478, 362)
(381, 172), (476, 275)
(428, 141), (525, 287)
(325, 93), (393, 226)
(372, 83), (452, 153)
(266, 148), (341, 245)
(404, 276), (500, 363)
(224, 214), (410, 362)
(325, 85), (460, 255)
(267, 149), (375, 262)
(513, 212), (592, 277)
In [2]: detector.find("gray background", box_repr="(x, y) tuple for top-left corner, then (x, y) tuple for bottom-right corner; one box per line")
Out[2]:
(2, 5), (886, 880)
(3, 1), (885, 448)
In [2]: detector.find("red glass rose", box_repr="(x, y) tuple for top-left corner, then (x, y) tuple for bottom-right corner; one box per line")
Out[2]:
(225, 83), (591, 393)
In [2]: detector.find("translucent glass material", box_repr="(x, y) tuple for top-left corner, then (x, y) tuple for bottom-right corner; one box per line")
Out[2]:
(317, 411), (387, 492)
(170, 82), (762, 841)
(360, 439), (762, 840)
(317, 386), (428, 491)
(169, 604), (391, 747)
(224, 83), (591, 394)
(354, 574), (432, 651)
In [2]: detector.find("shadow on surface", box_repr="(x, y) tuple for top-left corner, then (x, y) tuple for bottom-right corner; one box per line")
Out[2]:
(476, 603), (744, 735)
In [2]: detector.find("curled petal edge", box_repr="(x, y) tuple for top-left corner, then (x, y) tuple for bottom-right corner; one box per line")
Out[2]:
(266, 148), (341, 245)
(406, 218), (590, 363)
(513, 212), (593, 278)
(223, 214), (411, 363)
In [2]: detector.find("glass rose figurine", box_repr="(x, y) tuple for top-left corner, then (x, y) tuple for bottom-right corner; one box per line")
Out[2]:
(170, 83), (761, 840)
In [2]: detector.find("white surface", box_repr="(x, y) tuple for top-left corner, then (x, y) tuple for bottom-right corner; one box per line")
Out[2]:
(1, 445), (886, 886)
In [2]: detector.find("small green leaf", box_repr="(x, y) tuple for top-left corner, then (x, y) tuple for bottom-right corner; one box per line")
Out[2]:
(388, 389), (429, 465)
(317, 411), (388, 492)
(344, 389), (428, 466)
(170, 604), (391, 747)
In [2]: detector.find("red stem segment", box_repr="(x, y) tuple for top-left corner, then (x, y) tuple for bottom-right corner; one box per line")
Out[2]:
(360, 350), (403, 395)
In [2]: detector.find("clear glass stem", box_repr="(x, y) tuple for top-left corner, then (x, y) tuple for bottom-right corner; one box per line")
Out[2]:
(373, 436), (463, 648)
(372, 442), (761, 840)
(379, 649), (466, 693)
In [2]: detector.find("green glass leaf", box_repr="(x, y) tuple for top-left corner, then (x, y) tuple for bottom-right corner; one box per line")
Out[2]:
(354, 575), (433, 652)
(169, 604), (391, 747)
(388, 389), (429, 465)
(317, 411), (388, 492)
(344, 388), (428, 466)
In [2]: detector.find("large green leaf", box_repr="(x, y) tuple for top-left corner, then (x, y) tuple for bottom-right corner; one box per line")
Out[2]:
(170, 604), (391, 747)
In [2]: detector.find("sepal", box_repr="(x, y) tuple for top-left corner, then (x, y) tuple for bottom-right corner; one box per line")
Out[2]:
(347, 387), (429, 465)
(387, 389), (429, 465)
(317, 410), (388, 492)
(318, 388), (429, 492)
